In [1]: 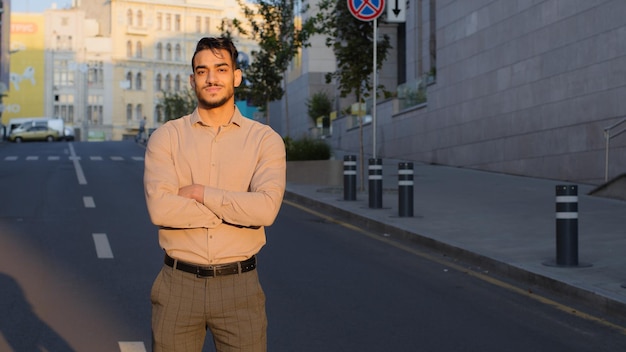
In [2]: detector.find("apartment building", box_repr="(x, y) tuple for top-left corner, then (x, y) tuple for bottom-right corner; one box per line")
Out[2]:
(73, 0), (258, 140)
(4, 0), (257, 141)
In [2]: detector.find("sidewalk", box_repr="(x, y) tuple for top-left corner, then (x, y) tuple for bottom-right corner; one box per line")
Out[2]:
(284, 157), (626, 317)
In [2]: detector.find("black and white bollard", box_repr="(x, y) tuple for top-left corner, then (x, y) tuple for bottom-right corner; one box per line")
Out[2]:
(555, 185), (579, 266)
(368, 158), (383, 209)
(343, 155), (357, 201)
(398, 162), (414, 217)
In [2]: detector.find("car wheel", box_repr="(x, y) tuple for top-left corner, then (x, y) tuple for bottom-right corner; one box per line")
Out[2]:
(15, 137), (22, 143)
(46, 136), (55, 142)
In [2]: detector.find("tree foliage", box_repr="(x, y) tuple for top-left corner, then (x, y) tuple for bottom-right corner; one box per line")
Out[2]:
(157, 89), (196, 122)
(314, 0), (391, 101)
(224, 1), (317, 122)
(306, 91), (333, 123)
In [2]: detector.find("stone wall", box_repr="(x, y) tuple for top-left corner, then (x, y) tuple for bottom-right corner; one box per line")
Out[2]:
(328, 0), (626, 185)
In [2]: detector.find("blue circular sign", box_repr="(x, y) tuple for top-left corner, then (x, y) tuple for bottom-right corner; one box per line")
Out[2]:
(347, 0), (385, 22)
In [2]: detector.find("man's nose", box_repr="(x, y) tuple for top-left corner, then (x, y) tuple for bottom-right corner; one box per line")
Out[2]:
(205, 70), (217, 83)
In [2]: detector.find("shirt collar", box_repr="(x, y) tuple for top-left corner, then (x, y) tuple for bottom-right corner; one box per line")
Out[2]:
(190, 105), (243, 127)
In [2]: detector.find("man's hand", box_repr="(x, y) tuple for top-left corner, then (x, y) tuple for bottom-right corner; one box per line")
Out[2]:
(178, 184), (204, 203)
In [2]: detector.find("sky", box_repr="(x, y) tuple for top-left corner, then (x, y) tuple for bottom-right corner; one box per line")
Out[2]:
(11, 0), (73, 13)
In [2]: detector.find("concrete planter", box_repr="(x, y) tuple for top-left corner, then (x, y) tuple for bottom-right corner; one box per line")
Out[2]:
(286, 159), (343, 186)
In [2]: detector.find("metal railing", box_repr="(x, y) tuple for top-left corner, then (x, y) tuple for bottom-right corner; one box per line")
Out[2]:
(604, 117), (626, 182)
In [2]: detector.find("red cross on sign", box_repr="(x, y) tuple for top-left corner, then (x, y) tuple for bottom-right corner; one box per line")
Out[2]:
(347, 0), (385, 22)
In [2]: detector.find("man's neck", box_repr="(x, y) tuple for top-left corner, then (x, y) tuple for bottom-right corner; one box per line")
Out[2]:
(197, 104), (235, 127)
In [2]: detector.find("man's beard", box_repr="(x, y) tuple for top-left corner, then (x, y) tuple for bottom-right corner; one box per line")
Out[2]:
(198, 95), (230, 109)
(196, 85), (233, 109)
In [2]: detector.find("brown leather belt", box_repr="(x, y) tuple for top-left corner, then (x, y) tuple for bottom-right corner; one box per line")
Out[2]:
(164, 254), (256, 278)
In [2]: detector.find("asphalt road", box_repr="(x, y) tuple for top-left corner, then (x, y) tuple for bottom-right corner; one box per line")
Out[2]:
(0, 141), (625, 352)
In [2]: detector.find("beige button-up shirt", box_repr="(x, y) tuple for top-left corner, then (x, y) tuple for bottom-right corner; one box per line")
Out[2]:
(144, 107), (286, 265)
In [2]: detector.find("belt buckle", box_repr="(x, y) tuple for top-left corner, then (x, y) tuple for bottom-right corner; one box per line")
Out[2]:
(196, 265), (216, 278)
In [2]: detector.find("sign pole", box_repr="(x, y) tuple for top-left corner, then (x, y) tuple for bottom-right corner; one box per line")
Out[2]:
(373, 18), (377, 159)
(347, 0), (385, 159)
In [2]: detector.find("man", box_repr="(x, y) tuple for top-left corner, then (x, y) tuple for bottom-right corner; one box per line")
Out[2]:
(144, 37), (286, 352)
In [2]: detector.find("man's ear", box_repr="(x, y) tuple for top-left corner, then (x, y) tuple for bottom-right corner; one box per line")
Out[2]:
(189, 74), (196, 89)
(234, 69), (243, 88)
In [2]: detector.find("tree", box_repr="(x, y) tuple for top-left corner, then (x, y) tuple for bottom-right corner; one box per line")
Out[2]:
(227, 0), (317, 129)
(157, 89), (196, 122)
(306, 91), (333, 123)
(306, 90), (333, 133)
(314, 0), (392, 189)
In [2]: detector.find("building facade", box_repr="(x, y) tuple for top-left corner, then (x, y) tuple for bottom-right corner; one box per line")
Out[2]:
(4, 0), (257, 141)
(76, 0), (258, 140)
(274, 0), (626, 185)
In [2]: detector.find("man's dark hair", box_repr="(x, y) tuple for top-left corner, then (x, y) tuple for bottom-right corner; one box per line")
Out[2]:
(191, 37), (239, 71)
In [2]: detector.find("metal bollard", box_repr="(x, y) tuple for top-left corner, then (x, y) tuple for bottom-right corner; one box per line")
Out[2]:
(343, 155), (357, 201)
(368, 158), (383, 209)
(555, 185), (579, 266)
(398, 162), (414, 217)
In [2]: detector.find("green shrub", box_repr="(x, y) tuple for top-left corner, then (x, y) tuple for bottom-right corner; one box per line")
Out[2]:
(283, 137), (331, 161)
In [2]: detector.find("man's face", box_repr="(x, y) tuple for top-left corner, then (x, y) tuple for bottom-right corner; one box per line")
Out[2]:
(190, 48), (242, 109)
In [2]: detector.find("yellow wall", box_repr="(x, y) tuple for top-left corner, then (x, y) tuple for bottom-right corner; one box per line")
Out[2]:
(2, 14), (45, 123)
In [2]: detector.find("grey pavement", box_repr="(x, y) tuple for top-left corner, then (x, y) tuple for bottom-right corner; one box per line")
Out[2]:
(284, 155), (626, 318)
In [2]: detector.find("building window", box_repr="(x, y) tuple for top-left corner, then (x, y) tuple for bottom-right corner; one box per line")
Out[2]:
(126, 40), (133, 57)
(88, 95), (103, 125)
(126, 72), (133, 90)
(136, 104), (143, 120)
(174, 74), (181, 91)
(53, 60), (75, 87)
(205, 17), (211, 33)
(54, 94), (75, 124)
(136, 72), (143, 90)
(196, 16), (201, 33)
(175, 44), (181, 61)
(166, 14), (171, 31)
(156, 43), (162, 60)
(127, 9), (133, 26)
(137, 10), (143, 27)
(156, 13), (162, 30)
(166, 43), (172, 61)
(165, 74), (171, 91)
(87, 60), (104, 88)
(136, 41), (143, 58)
(156, 73), (162, 91)
(127, 104), (133, 122)
(175, 14), (181, 31)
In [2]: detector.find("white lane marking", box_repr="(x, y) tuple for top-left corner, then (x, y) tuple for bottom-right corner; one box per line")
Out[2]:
(119, 341), (147, 352)
(83, 196), (95, 208)
(93, 233), (114, 259)
(1, 155), (143, 162)
(68, 143), (87, 185)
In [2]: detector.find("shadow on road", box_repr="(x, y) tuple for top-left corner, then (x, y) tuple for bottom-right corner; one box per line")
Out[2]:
(0, 273), (75, 352)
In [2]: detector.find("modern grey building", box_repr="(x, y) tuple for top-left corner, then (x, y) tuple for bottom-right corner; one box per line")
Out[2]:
(273, 0), (626, 185)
